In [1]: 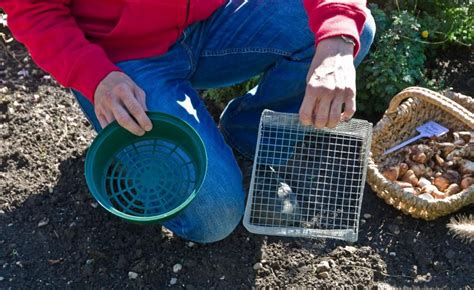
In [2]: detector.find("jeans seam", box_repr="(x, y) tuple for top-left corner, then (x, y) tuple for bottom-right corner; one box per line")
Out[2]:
(201, 47), (292, 57)
(180, 41), (197, 79)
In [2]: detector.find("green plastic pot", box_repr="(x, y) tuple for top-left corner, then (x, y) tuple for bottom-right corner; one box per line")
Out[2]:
(85, 112), (207, 224)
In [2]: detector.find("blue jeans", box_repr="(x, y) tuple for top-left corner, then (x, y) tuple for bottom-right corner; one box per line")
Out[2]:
(74, 0), (375, 243)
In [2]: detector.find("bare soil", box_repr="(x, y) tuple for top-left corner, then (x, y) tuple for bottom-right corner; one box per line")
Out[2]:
(1, 26), (473, 289)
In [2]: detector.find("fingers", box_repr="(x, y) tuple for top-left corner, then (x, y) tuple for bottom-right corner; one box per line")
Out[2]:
(134, 86), (148, 111)
(301, 84), (355, 129)
(97, 113), (108, 129)
(300, 56), (356, 129)
(326, 94), (344, 128)
(314, 92), (332, 128)
(96, 108), (114, 129)
(113, 104), (146, 136)
(122, 89), (153, 132)
(342, 89), (356, 121)
(299, 86), (318, 126)
(94, 71), (153, 136)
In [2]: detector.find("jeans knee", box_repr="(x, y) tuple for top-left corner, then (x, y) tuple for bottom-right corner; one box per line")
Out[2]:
(173, 187), (245, 243)
(163, 148), (245, 243)
(189, 203), (244, 243)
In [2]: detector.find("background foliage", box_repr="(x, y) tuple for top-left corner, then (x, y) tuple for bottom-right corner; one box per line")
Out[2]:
(357, 0), (473, 116)
(204, 1), (473, 118)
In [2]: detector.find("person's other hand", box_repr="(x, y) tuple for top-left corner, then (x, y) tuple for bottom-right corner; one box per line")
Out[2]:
(94, 71), (153, 135)
(299, 37), (356, 129)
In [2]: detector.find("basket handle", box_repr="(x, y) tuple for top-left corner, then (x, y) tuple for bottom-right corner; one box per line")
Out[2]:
(386, 86), (474, 129)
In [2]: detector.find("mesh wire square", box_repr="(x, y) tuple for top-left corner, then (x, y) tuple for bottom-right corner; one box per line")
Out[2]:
(243, 110), (373, 242)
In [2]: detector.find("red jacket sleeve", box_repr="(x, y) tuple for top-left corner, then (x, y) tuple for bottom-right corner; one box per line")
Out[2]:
(2, 0), (120, 103)
(304, 0), (367, 57)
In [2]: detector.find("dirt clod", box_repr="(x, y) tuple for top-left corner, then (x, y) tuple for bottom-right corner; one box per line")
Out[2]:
(316, 261), (330, 272)
(128, 272), (138, 280)
(253, 262), (264, 270)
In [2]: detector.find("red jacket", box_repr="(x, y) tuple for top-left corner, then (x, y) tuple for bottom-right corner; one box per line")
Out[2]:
(2, 0), (367, 103)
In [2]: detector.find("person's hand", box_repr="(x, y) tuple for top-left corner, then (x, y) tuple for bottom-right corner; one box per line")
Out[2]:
(94, 71), (153, 135)
(299, 37), (356, 129)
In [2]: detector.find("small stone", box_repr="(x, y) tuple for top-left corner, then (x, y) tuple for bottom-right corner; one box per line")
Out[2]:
(253, 262), (263, 270)
(363, 213), (372, 219)
(128, 272), (138, 280)
(316, 261), (331, 272)
(220, 275), (225, 280)
(173, 263), (182, 273)
(90, 202), (98, 209)
(389, 252), (397, 257)
(445, 249), (456, 260)
(37, 218), (49, 228)
(343, 246), (357, 254)
(33, 94), (40, 102)
(0, 276), (4, 281)
(17, 69), (29, 77)
(86, 259), (94, 265)
(170, 278), (177, 285)
(318, 271), (330, 279)
(187, 242), (195, 248)
(415, 272), (432, 283)
(161, 228), (174, 239)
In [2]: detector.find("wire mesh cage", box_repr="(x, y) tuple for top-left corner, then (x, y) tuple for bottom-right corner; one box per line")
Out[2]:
(243, 110), (373, 242)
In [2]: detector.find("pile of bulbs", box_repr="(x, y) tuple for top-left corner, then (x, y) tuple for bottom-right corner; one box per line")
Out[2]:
(382, 131), (474, 200)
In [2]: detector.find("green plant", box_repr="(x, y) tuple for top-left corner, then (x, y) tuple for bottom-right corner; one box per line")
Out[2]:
(356, 4), (435, 115)
(418, 4), (473, 47)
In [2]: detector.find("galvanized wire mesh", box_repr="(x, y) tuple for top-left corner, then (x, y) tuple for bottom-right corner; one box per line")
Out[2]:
(243, 110), (373, 242)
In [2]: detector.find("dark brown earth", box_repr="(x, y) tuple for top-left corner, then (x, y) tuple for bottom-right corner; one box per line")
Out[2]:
(1, 24), (473, 289)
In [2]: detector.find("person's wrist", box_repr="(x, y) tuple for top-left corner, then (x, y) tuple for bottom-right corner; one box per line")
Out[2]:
(316, 36), (354, 56)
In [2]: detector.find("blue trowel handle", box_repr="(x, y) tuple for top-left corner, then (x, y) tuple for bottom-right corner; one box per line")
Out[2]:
(383, 133), (426, 155)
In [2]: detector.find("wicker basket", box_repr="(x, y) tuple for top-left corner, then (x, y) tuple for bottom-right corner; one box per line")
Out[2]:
(367, 86), (474, 220)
